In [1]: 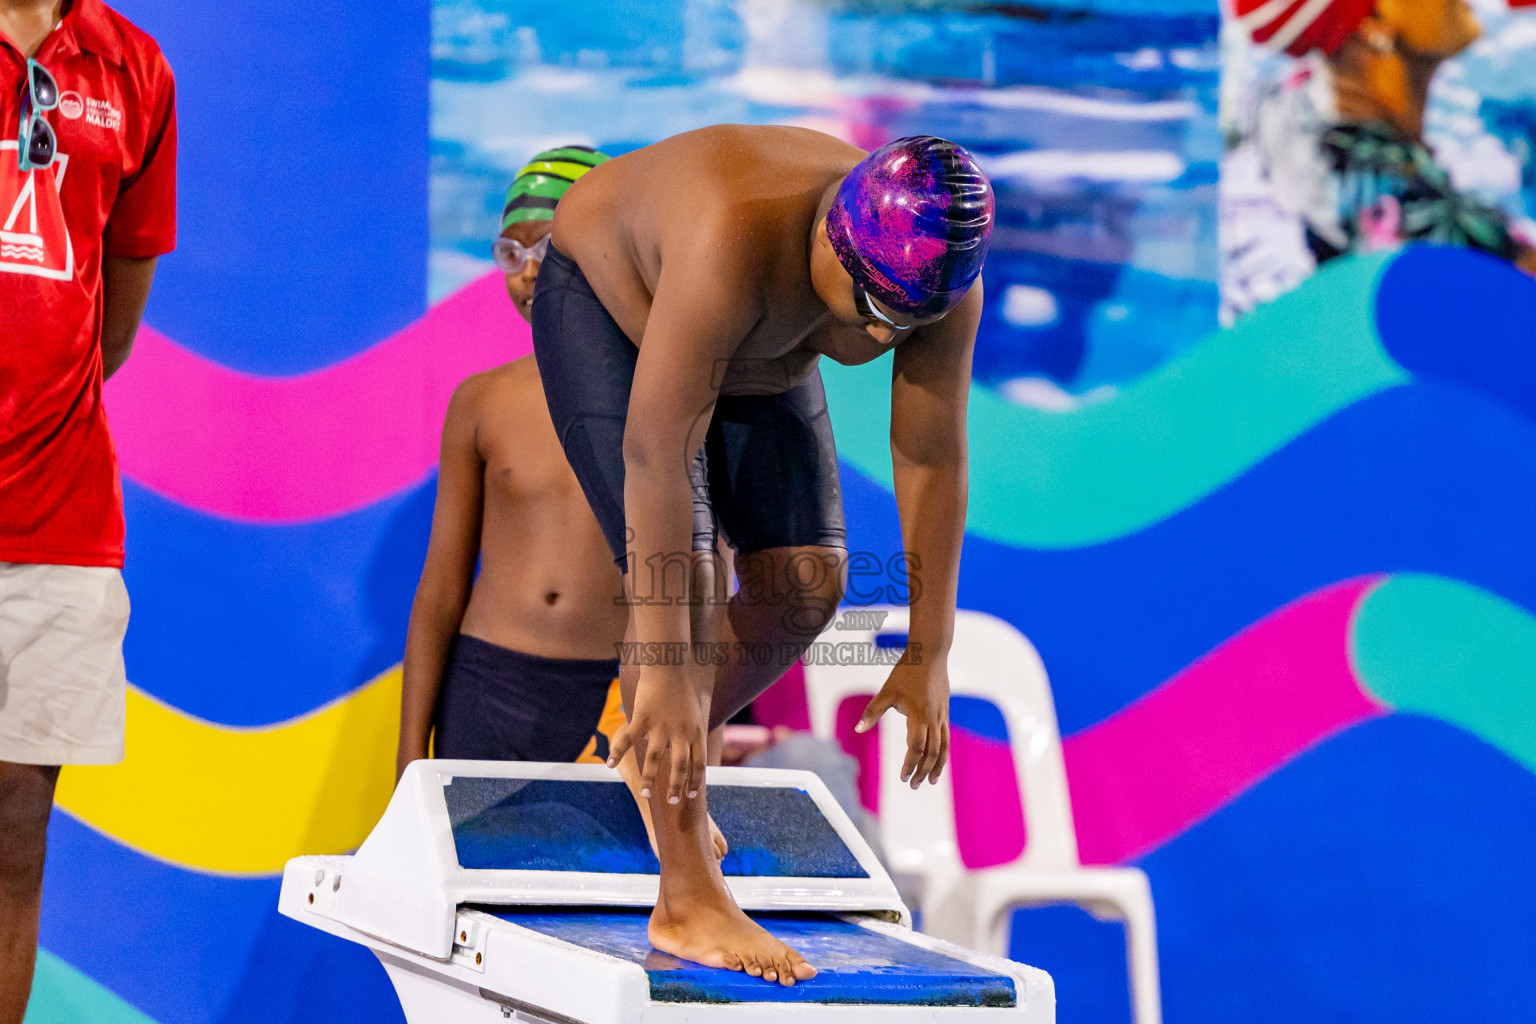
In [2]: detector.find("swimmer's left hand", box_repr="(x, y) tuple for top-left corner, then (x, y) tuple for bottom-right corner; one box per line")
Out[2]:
(855, 658), (950, 788)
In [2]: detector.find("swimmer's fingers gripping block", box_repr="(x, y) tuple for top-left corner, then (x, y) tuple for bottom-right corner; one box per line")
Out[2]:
(296, 761), (907, 959)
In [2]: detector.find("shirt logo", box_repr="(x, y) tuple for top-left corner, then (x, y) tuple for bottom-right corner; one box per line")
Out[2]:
(84, 97), (123, 131)
(58, 91), (84, 120)
(0, 143), (75, 281)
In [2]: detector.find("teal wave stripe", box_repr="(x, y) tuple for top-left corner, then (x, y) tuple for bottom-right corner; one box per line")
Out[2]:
(1350, 574), (1536, 776)
(823, 251), (1406, 549)
(23, 951), (159, 1024)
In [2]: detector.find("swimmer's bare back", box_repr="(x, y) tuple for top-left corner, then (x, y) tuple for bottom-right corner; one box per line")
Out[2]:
(552, 125), (883, 389)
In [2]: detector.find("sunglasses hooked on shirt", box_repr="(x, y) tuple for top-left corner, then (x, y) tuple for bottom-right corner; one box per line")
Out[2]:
(16, 58), (57, 170)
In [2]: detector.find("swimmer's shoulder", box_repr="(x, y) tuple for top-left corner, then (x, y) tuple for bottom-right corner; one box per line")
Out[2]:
(666, 124), (863, 164)
(442, 356), (537, 441)
(460, 356), (544, 414)
(597, 126), (860, 205)
(467, 356), (559, 440)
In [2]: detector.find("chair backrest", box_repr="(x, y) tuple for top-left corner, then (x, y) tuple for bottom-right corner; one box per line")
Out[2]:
(802, 606), (1081, 876)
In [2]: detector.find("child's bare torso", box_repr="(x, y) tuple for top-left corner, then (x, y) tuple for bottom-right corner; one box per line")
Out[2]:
(458, 357), (626, 659)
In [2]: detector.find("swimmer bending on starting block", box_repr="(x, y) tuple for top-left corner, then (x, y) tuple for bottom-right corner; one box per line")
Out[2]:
(532, 126), (993, 984)
(395, 146), (726, 857)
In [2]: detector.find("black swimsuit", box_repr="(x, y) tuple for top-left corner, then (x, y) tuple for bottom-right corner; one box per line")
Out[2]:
(530, 245), (847, 569)
(432, 635), (617, 762)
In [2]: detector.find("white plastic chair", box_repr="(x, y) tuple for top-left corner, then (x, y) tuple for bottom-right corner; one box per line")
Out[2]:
(803, 606), (1162, 1024)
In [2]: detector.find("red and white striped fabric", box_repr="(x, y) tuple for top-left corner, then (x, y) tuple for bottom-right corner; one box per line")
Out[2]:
(1232, 0), (1376, 56)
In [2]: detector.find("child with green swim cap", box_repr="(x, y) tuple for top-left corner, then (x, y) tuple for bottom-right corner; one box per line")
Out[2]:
(497, 145), (610, 319)
(398, 144), (624, 777)
(398, 143), (729, 863)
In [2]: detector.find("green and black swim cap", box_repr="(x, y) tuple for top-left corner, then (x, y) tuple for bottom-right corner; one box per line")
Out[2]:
(501, 145), (610, 229)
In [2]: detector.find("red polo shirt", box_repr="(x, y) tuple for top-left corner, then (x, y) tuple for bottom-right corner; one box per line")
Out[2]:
(0, 0), (175, 567)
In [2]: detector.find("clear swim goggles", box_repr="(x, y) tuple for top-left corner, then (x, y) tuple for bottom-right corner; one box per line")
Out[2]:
(492, 233), (551, 274)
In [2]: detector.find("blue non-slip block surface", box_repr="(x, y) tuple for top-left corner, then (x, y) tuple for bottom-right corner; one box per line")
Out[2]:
(486, 908), (1017, 1006)
(445, 779), (867, 878)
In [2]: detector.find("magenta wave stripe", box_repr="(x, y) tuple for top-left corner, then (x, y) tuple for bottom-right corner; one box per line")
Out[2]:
(951, 726), (1027, 869)
(1063, 576), (1387, 866)
(104, 272), (526, 522)
(940, 579), (1387, 869)
(771, 579), (1389, 868)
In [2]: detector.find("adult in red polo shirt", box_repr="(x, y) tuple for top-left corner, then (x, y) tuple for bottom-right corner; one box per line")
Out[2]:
(0, 0), (174, 1016)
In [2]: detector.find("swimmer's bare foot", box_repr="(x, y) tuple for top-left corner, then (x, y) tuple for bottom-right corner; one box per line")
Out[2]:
(635, 748), (808, 984)
(617, 747), (727, 859)
(650, 886), (817, 986)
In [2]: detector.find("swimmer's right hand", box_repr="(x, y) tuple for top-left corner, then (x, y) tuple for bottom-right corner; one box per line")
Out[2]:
(607, 669), (709, 805)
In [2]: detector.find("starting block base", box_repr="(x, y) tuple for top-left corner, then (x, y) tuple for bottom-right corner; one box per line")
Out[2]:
(278, 762), (1054, 1023)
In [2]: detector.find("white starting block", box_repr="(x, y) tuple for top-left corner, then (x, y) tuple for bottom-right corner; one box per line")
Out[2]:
(279, 761), (1054, 1022)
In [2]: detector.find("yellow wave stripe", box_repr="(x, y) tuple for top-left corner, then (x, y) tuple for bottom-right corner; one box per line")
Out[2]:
(55, 668), (401, 875)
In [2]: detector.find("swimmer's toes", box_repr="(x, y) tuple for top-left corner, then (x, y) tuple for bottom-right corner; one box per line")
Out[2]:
(649, 904), (810, 984)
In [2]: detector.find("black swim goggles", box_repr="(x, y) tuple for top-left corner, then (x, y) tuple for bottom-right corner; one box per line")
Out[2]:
(17, 59), (59, 171)
(854, 286), (915, 333)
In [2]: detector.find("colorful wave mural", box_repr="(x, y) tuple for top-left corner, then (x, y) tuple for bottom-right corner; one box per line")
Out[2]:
(44, 236), (1536, 1022)
(30, 1), (1536, 1023)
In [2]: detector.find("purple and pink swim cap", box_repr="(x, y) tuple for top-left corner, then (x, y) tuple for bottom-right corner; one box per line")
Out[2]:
(826, 135), (995, 319)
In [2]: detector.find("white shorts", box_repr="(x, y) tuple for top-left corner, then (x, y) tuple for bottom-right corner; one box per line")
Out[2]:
(0, 562), (130, 766)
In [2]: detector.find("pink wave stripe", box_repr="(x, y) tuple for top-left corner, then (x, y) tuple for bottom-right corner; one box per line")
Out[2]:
(835, 696), (882, 814)
(801, 580), (1390, 868)
(950, 726), (1028, 869)
(104, 272), (526, 522)
(1065, 577), (1388, 865)
(755, 661), (813, 732)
